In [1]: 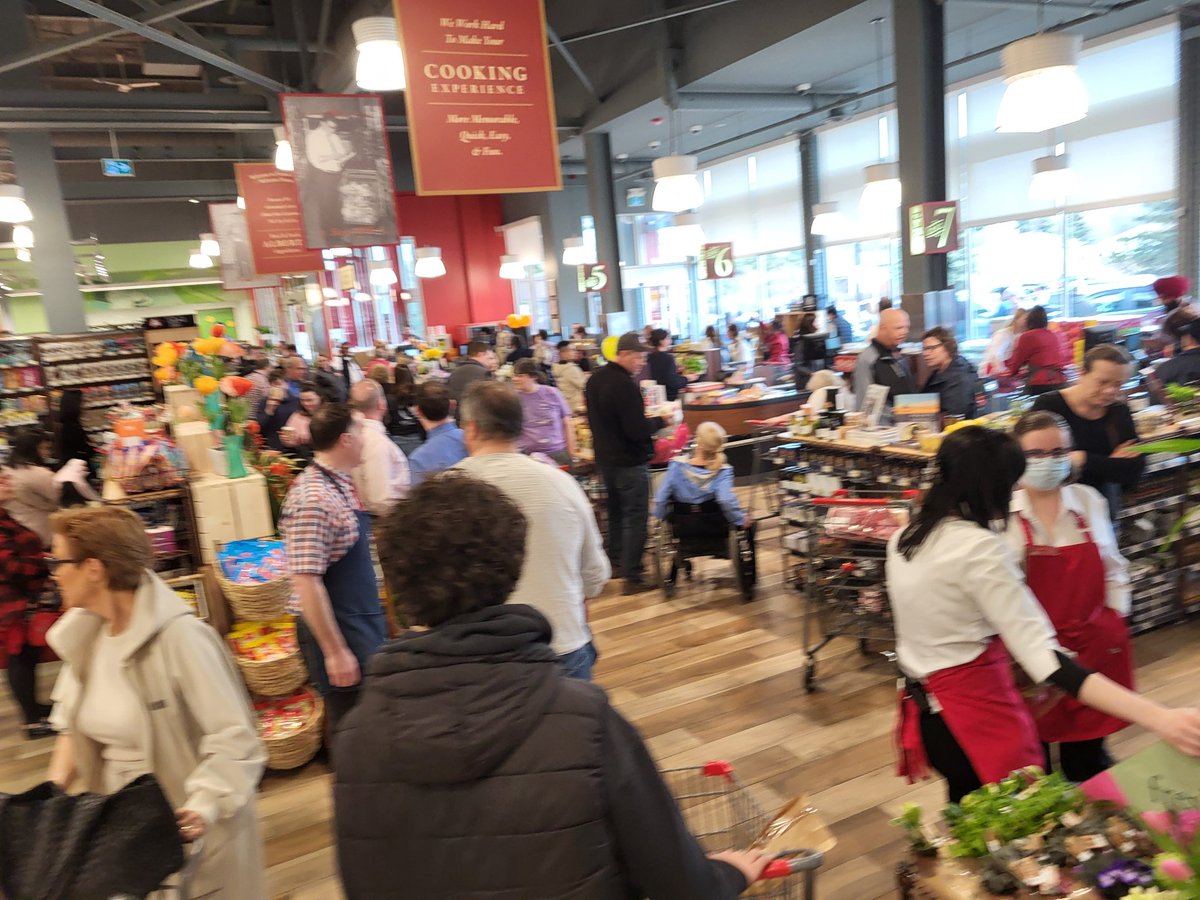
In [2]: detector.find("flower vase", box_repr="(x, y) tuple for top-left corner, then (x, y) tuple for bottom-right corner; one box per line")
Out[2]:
(224, 433), (249, 479)
(204, 392), (224, 430)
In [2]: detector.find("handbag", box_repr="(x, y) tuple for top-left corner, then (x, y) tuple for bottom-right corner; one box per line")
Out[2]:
(0, 773), (185, 900)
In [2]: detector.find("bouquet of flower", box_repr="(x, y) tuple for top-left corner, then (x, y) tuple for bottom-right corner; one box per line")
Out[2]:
(154, 326), (254, 436)
(1140, 809), (1200, 899)
(246, 429), (302, 528)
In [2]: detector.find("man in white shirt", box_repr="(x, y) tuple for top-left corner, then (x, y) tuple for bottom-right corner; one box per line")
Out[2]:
(349, 379), (410, 516)
(455, 381), (610, 680)
(302, 116), (355, 243)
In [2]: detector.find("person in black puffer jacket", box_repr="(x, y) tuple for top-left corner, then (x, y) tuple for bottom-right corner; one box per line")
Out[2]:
(334, 473), (769, 900)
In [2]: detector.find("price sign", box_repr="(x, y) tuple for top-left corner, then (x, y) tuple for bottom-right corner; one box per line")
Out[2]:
(577, 263), (609, 293)
(700, 243), (735, 280)
(908, 202), (960, 255)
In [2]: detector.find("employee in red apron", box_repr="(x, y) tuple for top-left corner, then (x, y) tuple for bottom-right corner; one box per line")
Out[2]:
(1008, 410), (1134, 782)
(886, 426), (1200, 802)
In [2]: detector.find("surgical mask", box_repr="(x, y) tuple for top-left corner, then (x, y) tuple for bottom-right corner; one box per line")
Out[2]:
(1023, 457), (1071, 492)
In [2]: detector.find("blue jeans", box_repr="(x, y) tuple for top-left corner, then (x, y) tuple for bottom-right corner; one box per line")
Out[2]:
(558, 641), (598, 681)
(602, 464), (650, 583)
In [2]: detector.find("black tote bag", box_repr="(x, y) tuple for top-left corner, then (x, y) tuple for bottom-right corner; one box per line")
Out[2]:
(0, 773), (184, 900)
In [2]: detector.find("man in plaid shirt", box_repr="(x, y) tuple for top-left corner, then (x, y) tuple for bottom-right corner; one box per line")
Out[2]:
(0, 468), (52, 735)
(280, 404), (386, 730)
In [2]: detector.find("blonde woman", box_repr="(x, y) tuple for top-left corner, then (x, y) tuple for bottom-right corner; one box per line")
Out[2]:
(45, 506), (267, 899)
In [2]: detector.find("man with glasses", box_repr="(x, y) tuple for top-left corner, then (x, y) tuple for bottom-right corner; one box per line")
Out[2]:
(919, 326), (978, 421)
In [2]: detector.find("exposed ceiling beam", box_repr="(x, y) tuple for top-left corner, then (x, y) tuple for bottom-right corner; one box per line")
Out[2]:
(674, 90), (852, 111)
(546, 24), (597, 102)
(51, 0), (290, 93)
(952, 0), (1116, 9)
(0, 0), (226, 76)
(0, 88), (269, 110)
(556, 0), (747, 45)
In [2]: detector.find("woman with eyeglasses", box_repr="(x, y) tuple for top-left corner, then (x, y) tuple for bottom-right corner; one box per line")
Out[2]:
(887, 426), (1200, 802)
(1005, 410), (1133, 783)
(44, 506), (267, 898)
(918, 327), (978, 421)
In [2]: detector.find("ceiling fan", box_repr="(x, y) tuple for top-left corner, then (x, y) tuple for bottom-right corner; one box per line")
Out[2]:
(92, 53), (161, 93)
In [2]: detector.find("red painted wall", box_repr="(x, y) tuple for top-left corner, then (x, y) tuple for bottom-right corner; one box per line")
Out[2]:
(394, 193), (513, 343)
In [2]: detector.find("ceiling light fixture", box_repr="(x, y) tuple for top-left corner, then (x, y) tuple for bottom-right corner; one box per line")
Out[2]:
(369, 267), (398, 286)
(199, 232), (220, 257)
(353, 17), (406, 91)
(1029, 152), (1073, 205)
(236, 195), (246, 210)
(661, 211), (705, 257)
(810, 201), (846, 237)
(188, 248), (213, 269)
(12, 224), (34, 249)
(304, 283), (324, 307)
(414, 247), (446, 279)
(499, 254), (526, 279)
(861, 162), (902, 216)
(652, 155), (704, 213)
(273, 126), (294, 172)
(354, 291), (373, 303)
(325, 294), (350, 307)
(996, 32), (1087, 133)
(0, 185), (33, 224)
(562, 237), (589, 267)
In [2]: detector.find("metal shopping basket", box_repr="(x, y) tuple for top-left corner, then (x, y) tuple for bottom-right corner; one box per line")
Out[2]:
(661, 761), (824, 899)
(785, 489), (917, 692)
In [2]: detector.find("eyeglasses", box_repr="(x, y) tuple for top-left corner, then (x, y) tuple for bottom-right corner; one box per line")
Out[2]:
(921, 343), (944, 353)
(45, 556), (84, 572)
(1023, 449), (1070, 460)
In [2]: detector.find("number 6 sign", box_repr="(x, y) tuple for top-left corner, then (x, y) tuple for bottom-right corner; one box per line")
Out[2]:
(700, 243), (735, 280)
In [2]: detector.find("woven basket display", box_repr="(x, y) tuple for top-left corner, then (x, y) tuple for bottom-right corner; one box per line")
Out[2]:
(260, 692), (324, 771)
(228, 619), (306, 698)
(235, 646), (306, 697)
(217, 570), (291, 623)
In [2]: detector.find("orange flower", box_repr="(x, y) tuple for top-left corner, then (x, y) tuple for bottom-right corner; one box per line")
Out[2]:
(269, 462), (291, 476)
(220, 375), (254, 397)
(244, 420), (260, 435)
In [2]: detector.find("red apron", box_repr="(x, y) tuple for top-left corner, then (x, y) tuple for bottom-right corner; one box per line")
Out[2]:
(1019, 512), (1134, 743)
(896, 638), (1043, 786)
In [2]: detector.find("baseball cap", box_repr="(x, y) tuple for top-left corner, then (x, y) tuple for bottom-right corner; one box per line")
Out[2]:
(616, 332), (651, 353)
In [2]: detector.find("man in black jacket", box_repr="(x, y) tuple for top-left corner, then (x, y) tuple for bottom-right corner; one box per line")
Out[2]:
(335, 474), (769, 899)
(646, 328), (696, 401)
(446, 340), (497, 417)
(587, 333), (670, 594)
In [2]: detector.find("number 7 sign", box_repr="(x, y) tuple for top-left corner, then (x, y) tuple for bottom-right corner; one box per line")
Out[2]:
(908, 202), (960, 256)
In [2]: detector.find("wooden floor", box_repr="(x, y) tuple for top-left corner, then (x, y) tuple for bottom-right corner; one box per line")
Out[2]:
(3, 510), (1199, 899)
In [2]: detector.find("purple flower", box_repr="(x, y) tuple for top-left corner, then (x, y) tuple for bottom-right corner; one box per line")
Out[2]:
(1096, 858), (1154, 893)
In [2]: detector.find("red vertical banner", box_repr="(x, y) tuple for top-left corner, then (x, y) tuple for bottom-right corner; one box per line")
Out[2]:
(392, 0), (562, 195)
(700, 243), (735, 280)
(908, 201), (960, 256)
(234, 163), (324, 275)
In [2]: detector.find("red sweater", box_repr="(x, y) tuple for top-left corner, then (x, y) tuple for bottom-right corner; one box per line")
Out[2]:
(1005, 328), (1070, 386)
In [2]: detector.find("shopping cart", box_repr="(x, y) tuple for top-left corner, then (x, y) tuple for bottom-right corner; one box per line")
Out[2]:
(785, 489), (917, 692)
(662, 761), (824, 899)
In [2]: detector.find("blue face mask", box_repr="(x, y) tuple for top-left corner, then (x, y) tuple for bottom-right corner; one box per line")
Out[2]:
(1023, 457), (1071, 492)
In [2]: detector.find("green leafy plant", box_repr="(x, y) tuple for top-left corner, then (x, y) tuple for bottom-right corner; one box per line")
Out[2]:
(943, 768), (1084, 858)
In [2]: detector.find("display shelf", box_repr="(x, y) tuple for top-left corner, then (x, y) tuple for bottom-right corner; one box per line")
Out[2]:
(0, 387), (45, 396)
(39, 351), (150, 365)
(84, 395), (156, 409)
(45, 374), (153, 389)
(1117, 494), (1182, 520)
(105, 487), (186, 504)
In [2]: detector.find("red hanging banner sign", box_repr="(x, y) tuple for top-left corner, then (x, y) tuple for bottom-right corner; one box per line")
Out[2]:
(908, 201), (960, 256)
(234, 163), (324, 275)
(392, 0), (563, 195)
(700, 243), (735, 280)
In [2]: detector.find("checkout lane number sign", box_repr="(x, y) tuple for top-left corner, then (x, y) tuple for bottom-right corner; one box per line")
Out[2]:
(700, 243), (735, 280)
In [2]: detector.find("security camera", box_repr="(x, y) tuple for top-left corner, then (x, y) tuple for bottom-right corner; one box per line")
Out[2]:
(688, 124), (703, 134)
(794, 83), (813, 93)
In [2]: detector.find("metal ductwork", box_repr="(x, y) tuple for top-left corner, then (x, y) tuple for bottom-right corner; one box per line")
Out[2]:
(673, 91), (847, 112)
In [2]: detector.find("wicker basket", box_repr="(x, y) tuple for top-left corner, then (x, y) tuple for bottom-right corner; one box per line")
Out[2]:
(234, 644), (307, 697)
(217, 570), (291, 623)
(261, 692), (324, 771)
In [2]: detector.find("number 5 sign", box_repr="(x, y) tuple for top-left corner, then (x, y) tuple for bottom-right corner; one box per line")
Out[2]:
(577, 263), (609, 293)
(700, 243), (735, 280)
(908, 202), (960, 255)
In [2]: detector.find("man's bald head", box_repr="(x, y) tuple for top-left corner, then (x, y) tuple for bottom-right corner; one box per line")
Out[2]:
(350, 378), (386, 420)
(877, 308), (910, 350)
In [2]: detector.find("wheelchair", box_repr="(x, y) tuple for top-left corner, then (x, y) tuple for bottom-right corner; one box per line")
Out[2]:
(650, 499), (757, 602)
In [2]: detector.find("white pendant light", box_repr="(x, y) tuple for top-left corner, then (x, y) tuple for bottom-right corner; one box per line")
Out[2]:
(354, 291), (373, 303)
(661, 211), (705, 258)
(1029, 152), (1073, 205)
(414, 247), (446, 279)
(325, 294), (350, 308)
(861, 162), (902, 215)
(996, 32), (1087, 133)
(12, 224), (33, 249)
(304, 283), (324, 307)
(188, 248), (213, 269)
(353, 17), (406, 92)
(322, 286), (338, 299)
(652, 155), (704, 213)
(562, 237), (588, 267)
(199, 232), (220, 257)
(810, 201), (845, 238)
(0, 185), (33, 224)
(236, 195), (246, 210)
(369, 266), (398, 286)
(499, 255), (526, 279)
(273, 126), (294, 172)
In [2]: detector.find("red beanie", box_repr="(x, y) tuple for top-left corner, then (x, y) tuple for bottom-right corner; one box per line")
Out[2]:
(1153, 276), (1190, 299)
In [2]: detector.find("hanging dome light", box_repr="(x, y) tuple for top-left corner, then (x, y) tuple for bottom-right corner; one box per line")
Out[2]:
(499, 255), (526, 279)
(325, 294), (350, 307)
(304, 283), (324, 307)
(810, 201), (846, 237)
(652, 155), (704, 213)
(199, 232), (220, 257)
(369, 266), (398, 286)
(12, 224), (34, 249)
(414, 247), (446, 279)
(188, 248), (213, 269)
(1029, 152), (1073, 205)
(660, 211), (705, 258)
(354, 291), (373, 303)
(861, 162), (902, 216)
(322, 286), (338, 299)
(273, 126), (294, 172)
(996, 32), (1087, 133)
(353, 17), (406, 91)
(0, 185), (33, 224)
(16, 247), (31, 263)
(561, 237), (589, 267)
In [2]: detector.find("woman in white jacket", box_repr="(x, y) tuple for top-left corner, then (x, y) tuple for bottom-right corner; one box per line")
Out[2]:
(45, 506), (267, 899)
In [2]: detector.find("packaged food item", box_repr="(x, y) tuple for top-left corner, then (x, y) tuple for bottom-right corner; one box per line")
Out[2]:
(218, 539), (287, 584)
(228, 619), (298, 662)
(254, 689), (316, 740)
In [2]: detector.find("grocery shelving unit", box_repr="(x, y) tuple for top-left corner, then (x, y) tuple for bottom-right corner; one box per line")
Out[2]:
(36, 330), (155, 436)
(0, 336), (49, 438)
